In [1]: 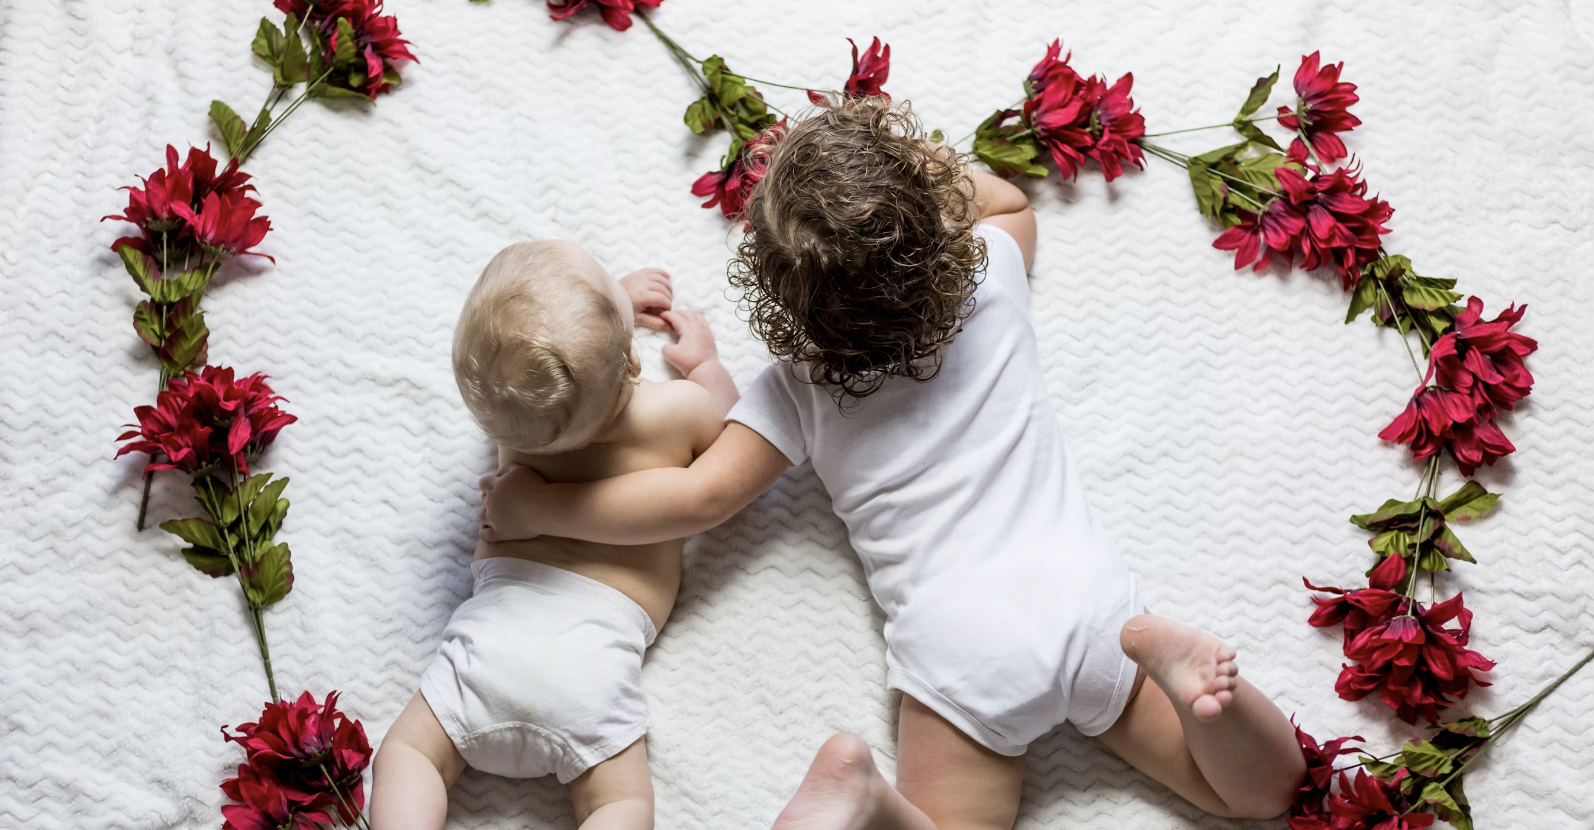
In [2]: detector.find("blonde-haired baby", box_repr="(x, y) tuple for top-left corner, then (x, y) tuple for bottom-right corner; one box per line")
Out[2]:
(370, 240), (737, 830)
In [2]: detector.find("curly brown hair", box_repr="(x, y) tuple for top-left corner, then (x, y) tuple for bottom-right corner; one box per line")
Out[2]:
(731, 97), (987, 402)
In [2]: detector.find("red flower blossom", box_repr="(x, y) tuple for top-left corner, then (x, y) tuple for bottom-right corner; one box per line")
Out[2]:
(844, 37), (890, 99)
(221, 764), (326, 830)
(1327, 770), (1434, 830)
(1338, 593), (1495, 724)
(1023, 52), (1146, 182)
(1278, 52), (1361, 165)
(1289, 720), (1364, 825)
(104, 145), (255, 256)
(223, 691), (373, 824)
(1380, 385), (1514, 476)
(274, 0), (417, 98)
(1428, 297), (1537, 414)
(1212, 164), (1391, 286)
(117, 366), (296, 478)
(1304, 578), (1403, 647)
(694, 119), (786, 221)
(545, 0), (662, 31)
(173, 191), (273, 260)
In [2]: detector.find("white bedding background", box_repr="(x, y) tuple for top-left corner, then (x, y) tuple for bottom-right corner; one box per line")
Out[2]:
(3, 0), (1593, 827)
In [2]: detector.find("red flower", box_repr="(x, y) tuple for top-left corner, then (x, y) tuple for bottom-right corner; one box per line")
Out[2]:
(844, 37), (890, 99)
(117, 366), (296, 478)
(223, 691), (374, 824)
(1289, 720), (1364, 824)
(1212, 198), (1307, 272)
(1026, 40), (1077, 94)
(275, 0), (417, 98)
(694, 119), (786, 221)
(1023, 58), (1146, 182)
(1326, 770), (1434, 830)
(545, 0), (662, 31)
(1338, 593), (1495, 724)
(1428, 297), (1537, 413)
(104, 145), (255, 257)
(1304, 578), (1403, 647)
(221, 764), (326, 830)
(1277, 52), (1361, 165)
(173, 191), (274, 260)
(1277, 164), (1392, 287)
(1380, 385), (1514, 476)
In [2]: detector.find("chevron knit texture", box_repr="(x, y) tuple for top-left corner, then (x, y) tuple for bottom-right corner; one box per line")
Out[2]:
(2, 0), (1591, 827)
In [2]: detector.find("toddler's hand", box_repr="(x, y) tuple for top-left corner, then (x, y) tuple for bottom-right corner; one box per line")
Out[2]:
(618, 268), (673, 331)
(478, 462), (550, 542)
(660, 309), (721, 376)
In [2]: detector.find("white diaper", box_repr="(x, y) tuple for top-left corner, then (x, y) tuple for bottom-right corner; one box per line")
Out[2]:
(419, 557), (657, 783)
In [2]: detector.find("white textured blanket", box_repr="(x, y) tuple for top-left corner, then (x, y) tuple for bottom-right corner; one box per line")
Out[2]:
(3, 0), (1592, 827)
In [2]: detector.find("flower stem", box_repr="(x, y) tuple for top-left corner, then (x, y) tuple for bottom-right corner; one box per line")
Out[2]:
(319, 762), (373, 830)
(1296, 125), (1327, 170)
(236, 67), (336, 165)
(201, 475), (280, 702)
(1140, 140), (1282, 202)
(1376, 280), (1427, 382)
(1142, 113), (1283, 138)
(250, 607), (280, 704)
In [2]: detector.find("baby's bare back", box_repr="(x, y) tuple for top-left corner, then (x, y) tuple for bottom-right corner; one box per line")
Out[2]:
(473, 378), (723, 631)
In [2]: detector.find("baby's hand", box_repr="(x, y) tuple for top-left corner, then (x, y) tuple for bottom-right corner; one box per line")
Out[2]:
(618, 268), (674, 331)
(659, 309), (721, 376)
(478, 462), (550, 542)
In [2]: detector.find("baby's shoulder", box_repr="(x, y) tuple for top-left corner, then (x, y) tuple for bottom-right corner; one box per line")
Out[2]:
(622, 379), (724, 456)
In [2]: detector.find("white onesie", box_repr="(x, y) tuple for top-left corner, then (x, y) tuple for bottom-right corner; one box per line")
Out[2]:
(727, 225), (1142, 755)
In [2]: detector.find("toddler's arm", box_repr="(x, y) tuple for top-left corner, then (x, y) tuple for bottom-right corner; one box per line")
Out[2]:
(480, 423), (791, 544)
(967, 167), (1037, 270)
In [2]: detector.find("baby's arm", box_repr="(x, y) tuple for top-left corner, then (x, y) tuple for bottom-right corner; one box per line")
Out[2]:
(481, 423), (791, 544)
(659, 309), (738, 418)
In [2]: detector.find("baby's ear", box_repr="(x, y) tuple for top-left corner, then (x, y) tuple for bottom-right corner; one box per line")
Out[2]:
(626, 346), (642, 379)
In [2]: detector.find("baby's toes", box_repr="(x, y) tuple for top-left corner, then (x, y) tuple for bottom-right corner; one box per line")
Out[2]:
(1214, 689), (1234, 708)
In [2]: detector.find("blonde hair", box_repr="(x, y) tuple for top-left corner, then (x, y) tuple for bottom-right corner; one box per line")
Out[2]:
(453, 241), (632, 453)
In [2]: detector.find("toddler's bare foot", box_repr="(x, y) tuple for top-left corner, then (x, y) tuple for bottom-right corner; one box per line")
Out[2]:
(1120, 613), (1239, 722)
(771, 733), (934, 830)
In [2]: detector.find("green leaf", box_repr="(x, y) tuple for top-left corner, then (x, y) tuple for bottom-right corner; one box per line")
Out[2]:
(1399, 740), (1455, 777)
(1232, 118), (1284, 152)
(210, 100), (248, 158)
(1349, 497), (1426, 531)
(1433, 524), (1477, 564)
(1439, 481), (1499, 521)
(280, 24), (311, 87)
(929, 129), (946, 144)
(168, 268), (210, 303)
(1236, 66), (1280, 119)
(160, 517), (228, 551)
(1421, 780), (1461, 814)
(974, 132), (1046, 179)
(1185, 142), (1248, 221)
(1417, 546), (1450, 573)
(1366, 254), (1413, 282)
(310, 83), (370, 101)
(182, 548), (235, 578)
(331, 17), (358, 69)
(118, 244), (160, 294)
(158, 295), (209, 373)
(1442, 778), (1474, 830)
(1438, 716), (1492, 739)
(133, 301), (165, 348)
(1346, 271), (1380, 323)
(1403, 275), (1464, 312)
(1235, 151), (1293, 189)
(1360, 757), (1403, 781)
(242, 542), (294, 608)
(1369, 529), (1413, 558)
(251, 17), (285, 66)
(248, 476), (291, 539)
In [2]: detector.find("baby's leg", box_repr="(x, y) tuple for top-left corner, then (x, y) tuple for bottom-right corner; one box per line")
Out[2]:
(1098, 614), (1304, 819)
(370, 693), (467, 830)
(569, 737), (654, 830)
(895, 695), (1026, 830)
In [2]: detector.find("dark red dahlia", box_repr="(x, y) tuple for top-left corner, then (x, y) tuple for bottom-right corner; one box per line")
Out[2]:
(1278, 51), (1361, 165)
(1211, 198), (1307, 272)
(221, 763), (326, 830)
(116, 366), (297, 478)
(1327, 770), (1435, 830)
(1428, 297), (1537, 413)
(276, 0), (417, 98)
(1337, 593), (1495, 724)
(1276, 164), (1392, 287)
(173, 191), (273, 260)
(1024, 56), (1145, 183)
(223, 691), (373, 824)
(844, 37), (890, 99)
(693, 119), (785, 221)
(546, 0), (663, 31)
(1304, 578), (1404, 647)
(104, 145), (257, 258)
(1026, 39), (1077, 94)
(1288, 719), (1364, 825)
(1380, 385), (1514, 476)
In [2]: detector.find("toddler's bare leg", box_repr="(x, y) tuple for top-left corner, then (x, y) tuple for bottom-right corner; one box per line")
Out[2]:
(1099, 613), (1304, 819)
(895, 695), (1027, 830)
(569, 738), (654, 830)
(770, 733), (937, 830)
(370, 693), (467, 830)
